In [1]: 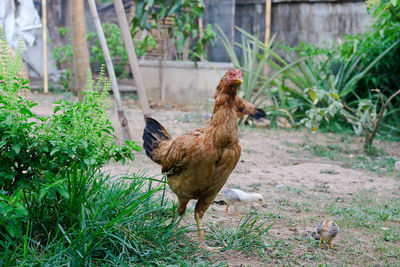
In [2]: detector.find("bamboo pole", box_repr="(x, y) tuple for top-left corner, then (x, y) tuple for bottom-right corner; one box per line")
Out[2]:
(161, 25), (167, 102)
(87, 0), (131, 141)
(264, 0), (272, 76)
(265, 0), (271, 46)
(42, 0), (48, 93)
(198, 2), (204, 62)
(113, 0), (151, 118)
(231, 0), (236, 47)
(157, 20), (164, 102)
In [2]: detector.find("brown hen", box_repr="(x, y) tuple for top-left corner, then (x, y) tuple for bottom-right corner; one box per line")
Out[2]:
(142, 69), (243, 250)
(214, 79), (266, 120)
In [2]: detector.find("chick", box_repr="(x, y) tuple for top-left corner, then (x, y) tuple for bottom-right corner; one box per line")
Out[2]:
(221, 188), (265, 217)
(316, 220), (339, 249)
(276, 117), (291, 129)
(393, 161), (400, 176)
(254, 118), (271, 128)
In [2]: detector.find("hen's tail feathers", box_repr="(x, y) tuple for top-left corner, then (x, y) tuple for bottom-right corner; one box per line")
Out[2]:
(142, 117), (172, 164)
(250, 108), (266, 120)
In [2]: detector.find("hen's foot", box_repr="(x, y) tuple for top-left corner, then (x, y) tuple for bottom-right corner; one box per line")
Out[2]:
(235, 210), (242, 218)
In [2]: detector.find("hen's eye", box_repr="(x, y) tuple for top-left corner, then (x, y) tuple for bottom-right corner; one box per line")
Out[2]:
(229, 73), (233, 76)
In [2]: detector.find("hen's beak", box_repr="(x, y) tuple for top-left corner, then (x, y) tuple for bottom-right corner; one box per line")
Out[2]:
(232, 78), (242, 86)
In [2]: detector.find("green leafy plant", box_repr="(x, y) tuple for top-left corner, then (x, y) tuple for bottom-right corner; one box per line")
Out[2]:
(52, 27), (73, 92)
(0, 38), (139, 242)
(298, 87), (343, 131)
(1, 38), (201, 265)
(87, 22), (156, 78)
(131, 0), (216, 62)
(342, 88), (400, 152)
(345, 0), (400, 99)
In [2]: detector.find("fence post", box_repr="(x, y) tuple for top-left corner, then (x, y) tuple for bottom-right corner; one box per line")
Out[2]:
(88, 0), (132, 142)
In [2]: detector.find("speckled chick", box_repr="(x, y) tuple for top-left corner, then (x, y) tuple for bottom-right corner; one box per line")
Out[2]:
(317, 220), (339, 249)
(221, 188), (264, 217)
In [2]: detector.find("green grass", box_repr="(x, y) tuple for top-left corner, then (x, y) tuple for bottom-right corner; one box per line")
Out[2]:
(262, 235), (331, 266)
(312, 184), (330, 193)
(276, 185), (305, 195)
(283, 139), (398, 176)
(247, 182), (261, 192)
(320, 169), (340, 174)
(326, 192), (400, 230)
(354, 155), (397, 175)
(257, 190), (400, 266)
(206, 212), (274, 255)
(0, 171), (204, 266)
(293, 202), (312, 212)
(323, 191), (400, 265)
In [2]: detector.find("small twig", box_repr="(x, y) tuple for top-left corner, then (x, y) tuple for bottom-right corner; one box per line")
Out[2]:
(293, 159), (351, 168)
(342, 102), (369, 132)
(367, 88), (400, 148)
(385, 88), (400, 104)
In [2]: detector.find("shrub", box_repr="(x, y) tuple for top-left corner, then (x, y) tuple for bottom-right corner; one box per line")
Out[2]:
(87, 22), (156, 78)
(261, 1), (400, 140)
(0, 37), (140, 241)
(0, 38), (202, 265)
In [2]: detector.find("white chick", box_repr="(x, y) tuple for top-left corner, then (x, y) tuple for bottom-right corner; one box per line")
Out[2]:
(316, 220), (339, 249)
(221, 188), (265, 217)
(393, 161), (400, 176)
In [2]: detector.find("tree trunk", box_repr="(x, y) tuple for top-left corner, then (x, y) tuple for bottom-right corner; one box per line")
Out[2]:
(62, 0), (72, 44)
(72, 0), (91, 102)
(47, 0), (62, 48)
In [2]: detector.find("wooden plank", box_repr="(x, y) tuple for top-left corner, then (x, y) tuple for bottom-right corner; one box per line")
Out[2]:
(88, 0), (132, 141)
(113, 0), (151, 118)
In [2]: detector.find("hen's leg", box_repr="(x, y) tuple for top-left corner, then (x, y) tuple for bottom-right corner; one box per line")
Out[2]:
(225, 204), (230, 214)
(177, 198), (190, 216)
(394, 170), (398, 176)
(233, 206), (242, 217)
(195, 195), (223, 251)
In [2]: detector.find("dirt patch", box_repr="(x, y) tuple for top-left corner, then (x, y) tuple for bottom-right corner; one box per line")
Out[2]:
(28, 92), (400, 266)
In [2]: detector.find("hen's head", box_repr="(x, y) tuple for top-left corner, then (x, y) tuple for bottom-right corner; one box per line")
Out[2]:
(222, 69), (243, 87)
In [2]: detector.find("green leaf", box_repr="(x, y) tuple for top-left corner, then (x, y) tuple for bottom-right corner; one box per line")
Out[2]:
(307, 89), (318, 104)
(50, 148), (60, 156)
(13, 144), (21, 154)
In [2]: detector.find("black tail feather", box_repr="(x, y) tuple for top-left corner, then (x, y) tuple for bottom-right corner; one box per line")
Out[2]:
(250, 108), (266, 120)
(142, 117), (172, 163)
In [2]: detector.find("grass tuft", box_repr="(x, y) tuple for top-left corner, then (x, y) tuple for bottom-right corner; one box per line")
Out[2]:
(0, 170), (203, 265)
(207, 212), (274, 255)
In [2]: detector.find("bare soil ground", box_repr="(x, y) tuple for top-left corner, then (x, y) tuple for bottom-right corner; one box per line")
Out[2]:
(29, 92), (400, 266)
